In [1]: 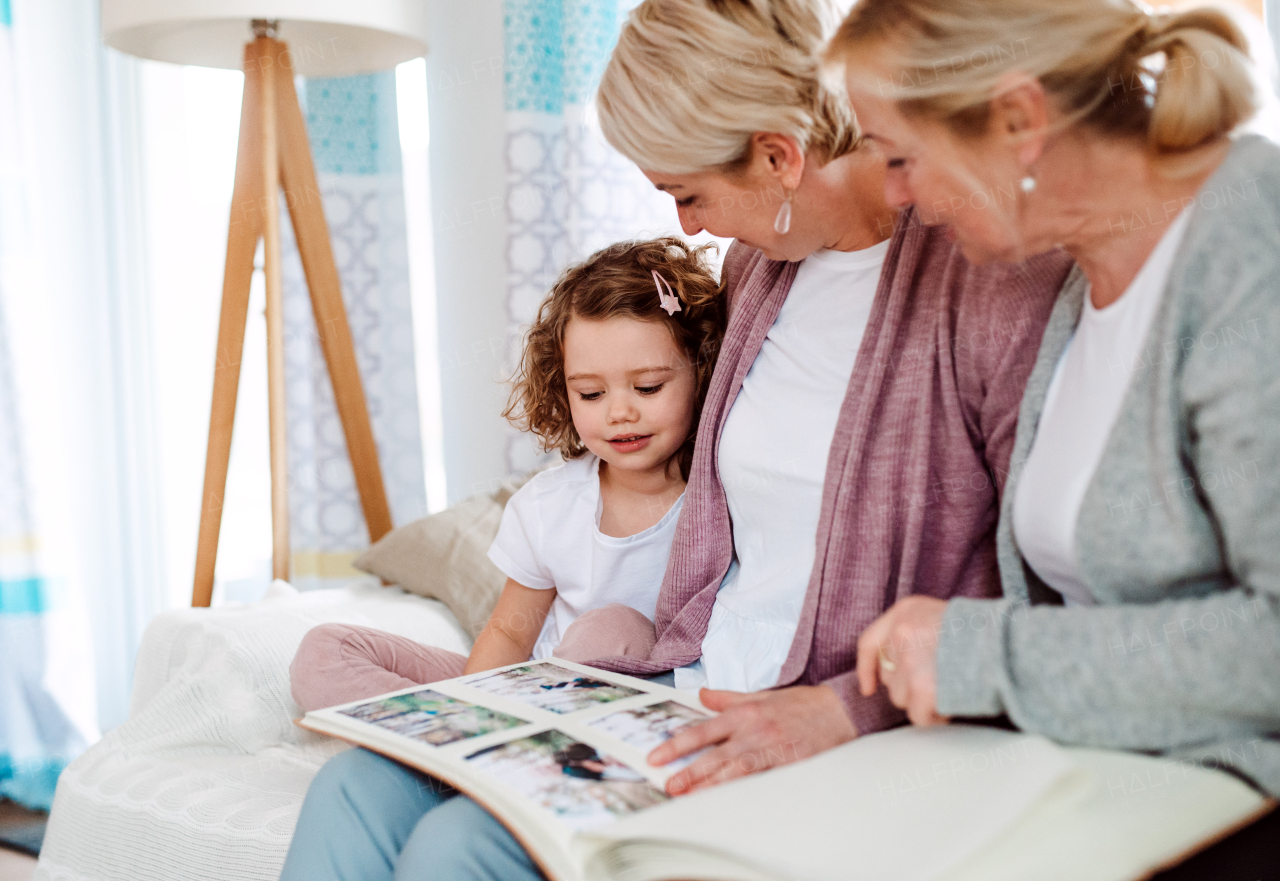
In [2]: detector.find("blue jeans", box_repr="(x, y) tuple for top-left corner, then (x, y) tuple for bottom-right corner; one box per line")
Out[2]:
(279, 747), (545, 881)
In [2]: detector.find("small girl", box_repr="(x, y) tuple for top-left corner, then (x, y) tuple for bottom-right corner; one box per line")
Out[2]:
(290, 237), (725, 711)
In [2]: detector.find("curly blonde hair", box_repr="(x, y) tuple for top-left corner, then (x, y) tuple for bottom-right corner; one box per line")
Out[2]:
(504, 238), (726, 479)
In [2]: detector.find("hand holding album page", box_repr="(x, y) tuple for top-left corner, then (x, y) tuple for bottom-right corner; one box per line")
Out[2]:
(298, 659), (1271, 881)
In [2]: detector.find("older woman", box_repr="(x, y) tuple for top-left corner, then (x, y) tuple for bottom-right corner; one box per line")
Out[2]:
(279, 1), (1070, 878)
(834, 0), (1280, 800)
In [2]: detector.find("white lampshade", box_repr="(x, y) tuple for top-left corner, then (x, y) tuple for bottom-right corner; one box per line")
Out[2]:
(101, 0), (429, 76)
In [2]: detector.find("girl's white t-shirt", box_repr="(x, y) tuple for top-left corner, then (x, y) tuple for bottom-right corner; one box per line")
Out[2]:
(678, 240), (891, 693)
(1013, 208), (1192, 605)
(486, 454), (684, 660)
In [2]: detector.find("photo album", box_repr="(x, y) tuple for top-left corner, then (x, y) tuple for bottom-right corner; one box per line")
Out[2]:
(298, 659), (1272, 881)
(299, 659), (716, 879)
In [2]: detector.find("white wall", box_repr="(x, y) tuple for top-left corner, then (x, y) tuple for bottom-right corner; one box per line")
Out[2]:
(424, 0), (512, 505)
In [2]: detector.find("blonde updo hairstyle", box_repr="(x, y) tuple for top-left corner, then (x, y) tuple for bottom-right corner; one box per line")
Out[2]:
(828, 0), (1257, 158)
(597, 0), (861, 174)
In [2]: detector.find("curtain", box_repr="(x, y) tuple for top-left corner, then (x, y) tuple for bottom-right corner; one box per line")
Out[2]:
(0, 1), (97, 810)
(282, 71), (428, 590)
(502, 0), (682, 473)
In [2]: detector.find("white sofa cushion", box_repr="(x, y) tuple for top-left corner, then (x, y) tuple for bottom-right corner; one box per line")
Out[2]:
(35, 584), (470, 881)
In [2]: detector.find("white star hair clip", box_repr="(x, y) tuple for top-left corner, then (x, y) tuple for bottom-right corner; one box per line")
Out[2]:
(653, 270), (682, 317)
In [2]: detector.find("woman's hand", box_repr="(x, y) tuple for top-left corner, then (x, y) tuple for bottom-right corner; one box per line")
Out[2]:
(647, 685), (857, 796)
(856, 596), (950, 727)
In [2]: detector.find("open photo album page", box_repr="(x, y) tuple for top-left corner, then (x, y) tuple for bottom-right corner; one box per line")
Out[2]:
(465, 729), (668, 831)
(317, 661), (715, 829)
(459, 663), (645, 714)
(338, 689), (526, 746)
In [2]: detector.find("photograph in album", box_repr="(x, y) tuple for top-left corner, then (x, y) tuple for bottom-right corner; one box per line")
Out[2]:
(460, 662), (644, 714)
(586, 701), (710, 773)
(465, 730), (667, 831)
(336, 689), (529, 747)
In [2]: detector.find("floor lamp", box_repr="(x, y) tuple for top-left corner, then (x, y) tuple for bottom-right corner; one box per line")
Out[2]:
(101, 3), (430, 606)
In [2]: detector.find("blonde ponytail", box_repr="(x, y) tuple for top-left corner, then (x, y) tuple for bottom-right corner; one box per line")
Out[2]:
(829, 0), (1258, 156)
(1140, 10), (1256, 151)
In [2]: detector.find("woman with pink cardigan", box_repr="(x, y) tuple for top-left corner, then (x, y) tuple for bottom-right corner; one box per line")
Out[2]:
(583, 0), (1071, 796)
(279, 1), (1072, 877)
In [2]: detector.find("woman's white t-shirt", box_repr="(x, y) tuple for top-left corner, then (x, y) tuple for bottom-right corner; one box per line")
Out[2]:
(1013, 209), (1192, 604)
(486, 454), (684, 659)
(677, 240), (891, 693)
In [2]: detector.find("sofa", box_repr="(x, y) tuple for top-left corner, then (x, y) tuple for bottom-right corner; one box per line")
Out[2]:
(33, 474), (531, 881)
(32, 584), (467, 881)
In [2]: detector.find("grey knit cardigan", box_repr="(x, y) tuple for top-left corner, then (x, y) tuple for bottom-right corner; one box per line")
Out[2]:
(936, 134), (1280, 796)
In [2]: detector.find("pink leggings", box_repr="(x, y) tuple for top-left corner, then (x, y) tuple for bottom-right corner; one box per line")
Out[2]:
(290, 603), (657, 712)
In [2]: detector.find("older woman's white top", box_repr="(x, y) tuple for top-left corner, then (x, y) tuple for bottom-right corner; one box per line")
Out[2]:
(676, 240), (891, 693)
(1013, 208), (1192, 604)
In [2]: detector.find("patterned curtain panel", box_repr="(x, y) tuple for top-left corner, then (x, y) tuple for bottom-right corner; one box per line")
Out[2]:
(281, 72), (427, 591)
(503, 0), (677, 472)
(0, 5), (94, 810)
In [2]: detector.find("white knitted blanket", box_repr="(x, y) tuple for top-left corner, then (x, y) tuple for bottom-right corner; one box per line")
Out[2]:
(34, 583), (471, 881)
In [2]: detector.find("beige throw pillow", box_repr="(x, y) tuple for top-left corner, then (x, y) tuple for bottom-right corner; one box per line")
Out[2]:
(352, 469), (542, 638)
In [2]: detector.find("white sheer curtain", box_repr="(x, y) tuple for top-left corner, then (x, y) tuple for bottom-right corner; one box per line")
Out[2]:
(0, 5), (97, 808)
(5, 0), (164, 738)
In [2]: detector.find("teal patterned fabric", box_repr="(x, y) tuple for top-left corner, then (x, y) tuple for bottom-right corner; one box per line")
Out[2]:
(501, 0), (680, 472)
(0, 577), (47, 615)
(281, 71), (426, 590)
(0, 755), (62, 811)
(305, 72), (402, 176)
(504, 0), (621, 112)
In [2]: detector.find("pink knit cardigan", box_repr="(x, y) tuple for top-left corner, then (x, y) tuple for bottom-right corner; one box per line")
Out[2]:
(592, 210), (1073, 735)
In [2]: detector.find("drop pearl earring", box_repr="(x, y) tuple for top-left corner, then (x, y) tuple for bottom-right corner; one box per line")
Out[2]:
(773, 192), (793, 235)
(1019, 175), (1037, 194)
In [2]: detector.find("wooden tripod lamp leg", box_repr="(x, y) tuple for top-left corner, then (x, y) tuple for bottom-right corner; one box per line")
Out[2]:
(258, 38), (292, 583)
(194, 34), (396, 606)
(274, 50), (395, 545)
(192, 40), (268, 607)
